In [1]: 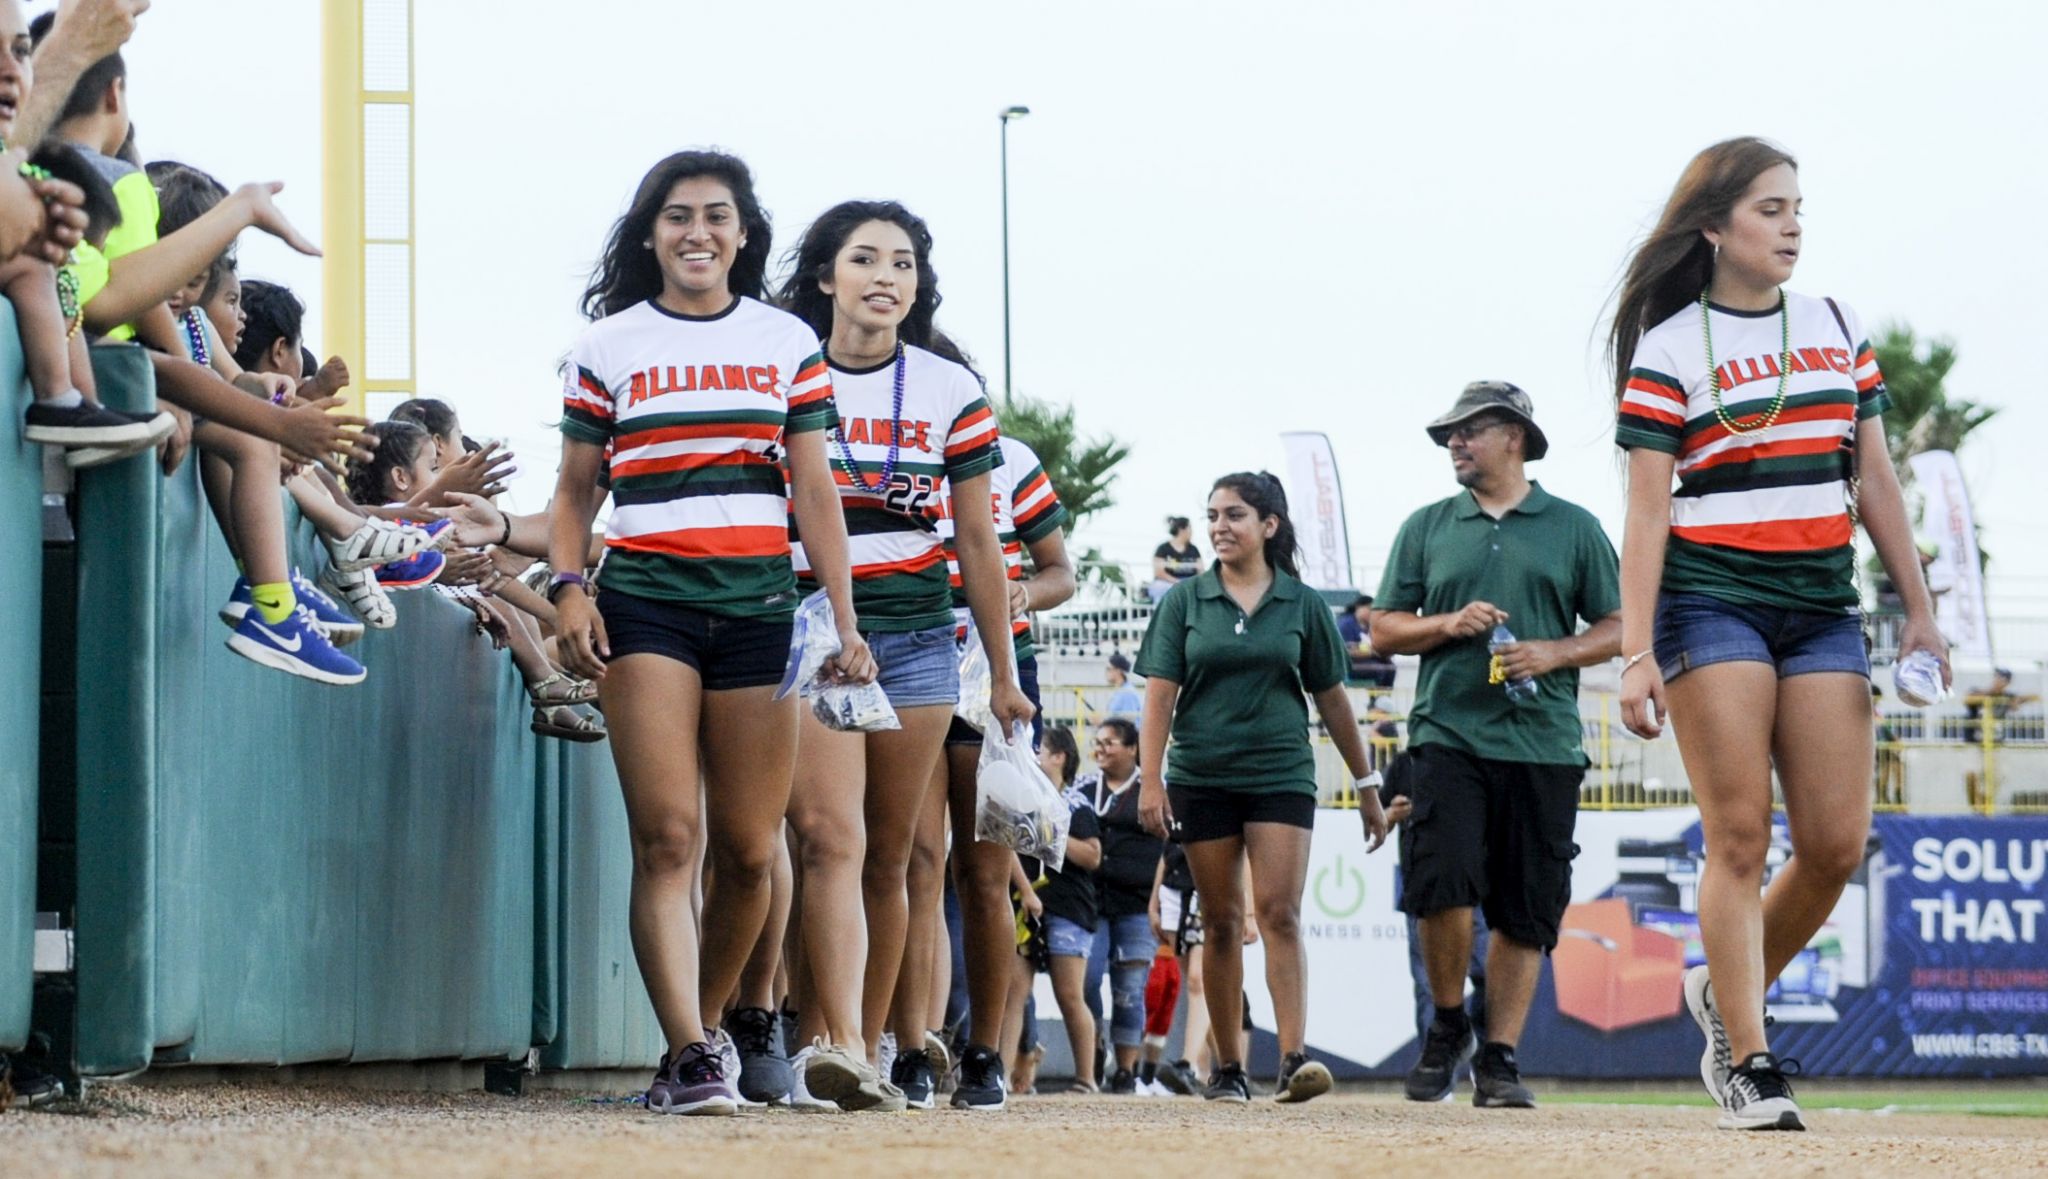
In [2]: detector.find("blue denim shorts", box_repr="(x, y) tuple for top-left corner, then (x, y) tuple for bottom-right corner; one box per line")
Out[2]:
(1653, 591), (1869, 683)
(1045, 913), (1094, 958)
(867, 624), (961, 708)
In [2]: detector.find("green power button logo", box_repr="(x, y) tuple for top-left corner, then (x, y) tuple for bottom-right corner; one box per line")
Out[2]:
(1313, 856), (1366, 918)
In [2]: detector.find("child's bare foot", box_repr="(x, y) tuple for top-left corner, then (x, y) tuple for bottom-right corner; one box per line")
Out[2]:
(300, 354), (351, 402)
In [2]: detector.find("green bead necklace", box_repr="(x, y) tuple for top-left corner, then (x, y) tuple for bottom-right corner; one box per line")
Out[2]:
(1700, 289), (1793, 435)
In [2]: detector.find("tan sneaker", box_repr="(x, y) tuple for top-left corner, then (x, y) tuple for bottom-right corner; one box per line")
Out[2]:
(803, 1039), (908, 1112)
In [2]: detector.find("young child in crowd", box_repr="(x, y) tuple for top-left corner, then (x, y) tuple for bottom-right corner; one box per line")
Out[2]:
(347, 419), (601, 740)
(34, 22), (377, 684)
(0, 0), (168, 459)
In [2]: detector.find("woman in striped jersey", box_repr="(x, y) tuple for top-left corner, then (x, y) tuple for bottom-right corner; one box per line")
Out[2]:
(1611, 137), (1947, 1132)
(901, 434), (1075, 1108)
(549, 151), (873, 1117)
(776, 200), (1036, 1112)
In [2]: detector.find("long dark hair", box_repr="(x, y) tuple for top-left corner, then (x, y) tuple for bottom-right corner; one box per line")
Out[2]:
(1210, 471), (1300, 579)
(1040, 725), (1081, 787)
(346, 420), (432, 505)
(775, 200), (981, 379)
(580, 150), (773, 320)
(1608, 137), (1798, 402)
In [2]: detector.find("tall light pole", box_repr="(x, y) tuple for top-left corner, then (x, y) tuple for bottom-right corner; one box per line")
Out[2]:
(999, 105), (1030, 406)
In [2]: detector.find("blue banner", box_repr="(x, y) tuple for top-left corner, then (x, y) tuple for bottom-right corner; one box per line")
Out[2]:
(1294, 812), (2048, 1078)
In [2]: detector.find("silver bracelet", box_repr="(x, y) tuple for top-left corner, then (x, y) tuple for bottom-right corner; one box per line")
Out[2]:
(1621, 649), (1654, 675)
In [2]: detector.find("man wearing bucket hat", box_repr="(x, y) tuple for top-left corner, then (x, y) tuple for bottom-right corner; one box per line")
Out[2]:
(1370, 381), (1622, 1109)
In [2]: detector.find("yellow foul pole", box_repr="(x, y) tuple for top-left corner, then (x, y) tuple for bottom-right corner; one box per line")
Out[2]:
(322, 0), (415, 419)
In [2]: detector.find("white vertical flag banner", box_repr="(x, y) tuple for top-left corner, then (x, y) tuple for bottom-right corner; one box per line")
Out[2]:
(1280, 431), (1353, 591)
(1907, 449), (1992, 660)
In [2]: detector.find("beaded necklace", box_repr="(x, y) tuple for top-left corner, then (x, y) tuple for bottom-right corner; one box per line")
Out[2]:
(830, 340), (906, 495)
(181, 308), (210, 367)
(56, 267), (84, 340)
(1699, 289), (1793, 435)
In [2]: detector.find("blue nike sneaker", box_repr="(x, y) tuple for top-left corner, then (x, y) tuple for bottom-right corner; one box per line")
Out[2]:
(225, 603), (367, 685)
(292, 568), (366, 647)
(218, 577), (254, 628)
(376, 547), (446, 590)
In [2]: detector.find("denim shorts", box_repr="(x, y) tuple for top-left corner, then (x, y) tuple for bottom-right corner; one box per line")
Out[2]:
(1653, 591), (1870, 682)
(1045, 913), (1095, 958)
(868, 624), (961, 708)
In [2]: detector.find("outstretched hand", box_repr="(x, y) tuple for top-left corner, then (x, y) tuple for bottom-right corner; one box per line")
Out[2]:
(235, 181), (321, 257)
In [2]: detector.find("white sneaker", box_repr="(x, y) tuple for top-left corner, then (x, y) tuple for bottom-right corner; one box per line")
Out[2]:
(1139, 1077), (1172, 1097)
(1719, 1053), (1805, 1131)
(711, 1028), (761, 1108)
(788, 1045), (837, 1112)
(1683, 965), (1731, 1105)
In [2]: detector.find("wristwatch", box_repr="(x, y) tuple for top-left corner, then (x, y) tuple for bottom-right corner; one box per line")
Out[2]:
(545, 571), (589, 603)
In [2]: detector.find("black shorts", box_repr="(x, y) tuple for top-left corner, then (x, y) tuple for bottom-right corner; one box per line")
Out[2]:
(594, 586), (792, 692)
(1167, 784), (1316, 844)
(1393, 743), (1582, 951)
(945, 653), (1041, 746)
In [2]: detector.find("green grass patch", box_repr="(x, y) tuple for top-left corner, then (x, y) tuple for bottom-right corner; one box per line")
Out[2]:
(1544, 1086), (2048, 1119)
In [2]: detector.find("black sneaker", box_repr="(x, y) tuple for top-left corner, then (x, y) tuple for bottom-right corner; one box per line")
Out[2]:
(950, 1043), (1006, 1111)
(1720, 1052), (1804, 1131)
(1471, 1042), (1536, 1108)
(1274, 1050), (1332, 1104)
(892, 1048), (936, 1110)
(23, 400), (164, 448)
(726, 1006), (793, 1106)
(1107, 1065), (1136, 1095)
(1159, 1058), (1196, 1096)
(1203, 1061), (1250, 1104)
(1404, 1018), (1476, 1102)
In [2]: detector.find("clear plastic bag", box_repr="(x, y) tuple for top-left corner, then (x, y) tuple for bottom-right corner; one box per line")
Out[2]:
(775, 590), (841, 702)
(954, 616), (994, 733)
(812, 681), (902, 732)
(975, 721), (1070, 871)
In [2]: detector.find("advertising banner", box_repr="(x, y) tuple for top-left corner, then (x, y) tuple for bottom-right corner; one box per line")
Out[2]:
(1265, 811), (2048, 1079)
(1278, 431), (1353, 592)
(1908, 449), (1993, 660)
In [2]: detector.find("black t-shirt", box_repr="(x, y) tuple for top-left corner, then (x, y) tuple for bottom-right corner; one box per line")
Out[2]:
(1155, 541), (1201, 580)
(1085, 771), (1163, 918)
(1031, 788), (1101, 930)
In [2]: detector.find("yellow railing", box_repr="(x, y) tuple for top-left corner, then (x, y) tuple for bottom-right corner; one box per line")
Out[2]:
(1040, 685), (2047, 816)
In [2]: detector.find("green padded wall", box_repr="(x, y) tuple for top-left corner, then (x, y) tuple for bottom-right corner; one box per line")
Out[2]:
(54, 340), (664, 1075)
(1, 307), (42, 1051)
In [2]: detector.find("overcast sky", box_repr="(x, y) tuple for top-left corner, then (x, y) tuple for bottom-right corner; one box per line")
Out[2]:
(104, 0), (2047, 613)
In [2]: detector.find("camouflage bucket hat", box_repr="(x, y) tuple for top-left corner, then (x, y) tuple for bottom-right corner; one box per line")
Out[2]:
(1424, 380), (1549, 461)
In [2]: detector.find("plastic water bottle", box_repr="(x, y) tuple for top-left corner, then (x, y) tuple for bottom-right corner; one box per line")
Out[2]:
(1488, 623), (1539, 704)
(1893, 650), (1948, 708)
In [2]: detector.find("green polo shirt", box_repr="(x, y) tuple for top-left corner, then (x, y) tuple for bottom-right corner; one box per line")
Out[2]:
(1134, 566), (1346, 796)
(1375, 482), (1620, 767)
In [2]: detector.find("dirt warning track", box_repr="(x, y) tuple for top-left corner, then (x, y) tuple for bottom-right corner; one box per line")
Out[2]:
(5, 1085), (2044, 1178)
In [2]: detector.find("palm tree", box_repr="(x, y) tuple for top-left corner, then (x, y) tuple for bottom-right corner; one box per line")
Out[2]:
(995, 393), (1132, 585)
(993, 393), (1130, 525)
(1872, 324), (1997, 476)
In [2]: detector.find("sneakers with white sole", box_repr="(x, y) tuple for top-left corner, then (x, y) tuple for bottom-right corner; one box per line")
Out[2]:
(1719, 1052), (1805, 1131)
(1683, 965), (1732, 1105)
(788, 1045), (838, 1112)
(803, 1039), (906, 1113)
